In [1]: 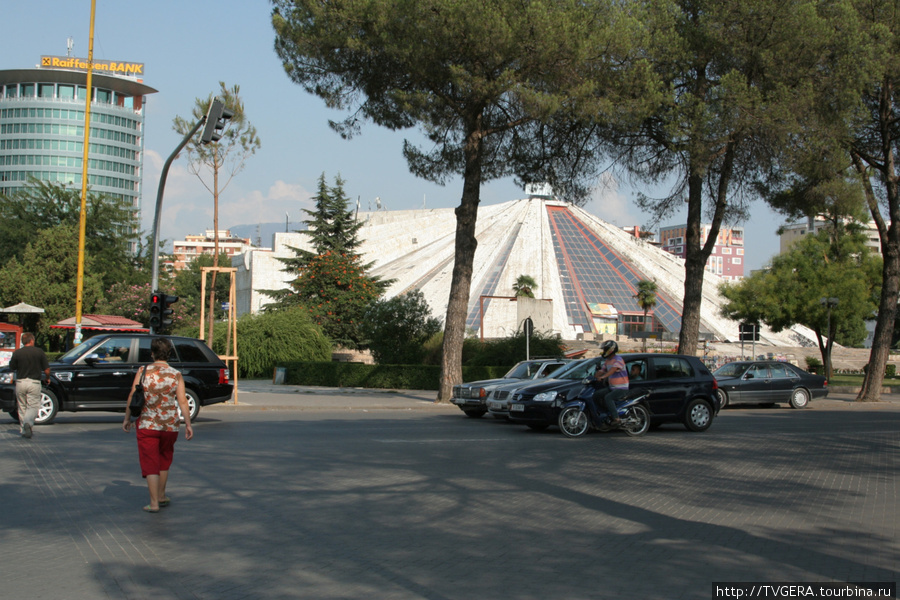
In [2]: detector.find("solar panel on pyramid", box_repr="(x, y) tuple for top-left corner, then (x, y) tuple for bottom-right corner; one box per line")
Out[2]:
(547, 206), (682, 334)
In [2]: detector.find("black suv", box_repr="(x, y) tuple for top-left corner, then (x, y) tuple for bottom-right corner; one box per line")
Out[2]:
(507, 353), (720, 432)
(0, 334), (233, 424)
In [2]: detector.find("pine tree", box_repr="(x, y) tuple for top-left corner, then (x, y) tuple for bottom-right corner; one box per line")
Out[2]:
(267, 174), (388, 348)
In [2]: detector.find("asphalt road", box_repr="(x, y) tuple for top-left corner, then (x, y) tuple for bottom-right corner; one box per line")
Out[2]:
(2, 387), (897, 600)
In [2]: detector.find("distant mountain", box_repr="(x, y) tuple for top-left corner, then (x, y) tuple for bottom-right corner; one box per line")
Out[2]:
(229, 222), (307, 249)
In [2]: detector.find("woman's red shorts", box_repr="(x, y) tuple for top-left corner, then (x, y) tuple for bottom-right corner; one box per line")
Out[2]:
(136, 428), (179, 477)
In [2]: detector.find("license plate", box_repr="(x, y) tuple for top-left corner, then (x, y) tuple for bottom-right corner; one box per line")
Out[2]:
(488, 401), (503, 410)
(511, 403), (525, 412)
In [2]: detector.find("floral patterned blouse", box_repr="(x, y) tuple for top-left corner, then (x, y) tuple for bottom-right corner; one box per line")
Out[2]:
(137, 363), (181, 433)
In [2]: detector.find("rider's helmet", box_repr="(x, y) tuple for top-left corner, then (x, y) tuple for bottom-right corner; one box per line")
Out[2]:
(600, 340), (618, 358)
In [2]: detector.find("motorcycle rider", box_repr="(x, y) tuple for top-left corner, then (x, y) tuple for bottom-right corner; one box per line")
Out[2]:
(590, 340), (629, 426)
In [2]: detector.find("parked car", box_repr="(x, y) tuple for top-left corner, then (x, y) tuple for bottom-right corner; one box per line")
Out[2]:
(487, 379), (534, 420)
(712, 361), (828, 409)
(452, 358), (570, 418)
(0, 333), (233, 424)
(507, 353), (720, 432)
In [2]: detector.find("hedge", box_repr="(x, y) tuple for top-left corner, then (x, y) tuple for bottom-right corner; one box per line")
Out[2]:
(280, 361), (511, 390)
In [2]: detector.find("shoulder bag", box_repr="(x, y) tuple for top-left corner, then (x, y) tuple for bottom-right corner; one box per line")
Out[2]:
(129, 367), (148, 418)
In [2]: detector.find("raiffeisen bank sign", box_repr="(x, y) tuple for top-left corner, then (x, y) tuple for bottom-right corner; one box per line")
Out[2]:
(40, 55), (145, 77)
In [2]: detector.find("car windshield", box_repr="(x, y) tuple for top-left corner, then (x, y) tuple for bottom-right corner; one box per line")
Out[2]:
(714, 363), (750, 378)
(56, 337), (105, 364)
(504, 361), (540, 379)
(553, 359), (601, 380)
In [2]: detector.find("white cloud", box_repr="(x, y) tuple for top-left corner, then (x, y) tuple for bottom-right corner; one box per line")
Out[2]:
(140, 149), (314, 247)
(581, 173), (641, 227)
(219, 180), (315, 226)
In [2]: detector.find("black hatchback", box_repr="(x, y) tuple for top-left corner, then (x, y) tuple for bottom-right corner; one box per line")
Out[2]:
(507, 353), (720, 432)
(0, 333), (233, 424)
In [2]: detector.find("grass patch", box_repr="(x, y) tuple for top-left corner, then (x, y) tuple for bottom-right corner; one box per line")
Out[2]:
(829, 374), (900, 388)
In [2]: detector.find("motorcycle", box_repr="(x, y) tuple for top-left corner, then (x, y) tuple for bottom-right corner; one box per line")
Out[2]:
(557, 379), (652, 438)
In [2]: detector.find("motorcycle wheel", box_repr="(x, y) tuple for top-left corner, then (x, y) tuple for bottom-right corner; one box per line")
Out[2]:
(558, 406), (590, 438)
(622, 405), (650, 437)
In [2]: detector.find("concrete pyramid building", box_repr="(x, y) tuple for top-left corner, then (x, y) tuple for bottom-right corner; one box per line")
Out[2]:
(235, 195), (814, 346)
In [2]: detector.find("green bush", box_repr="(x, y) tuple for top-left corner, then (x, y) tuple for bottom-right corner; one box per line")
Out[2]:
(280, 362), (509, 389)
(886, 364), (897, 378)
(463, 332), (565, 366)
(362, 291), (442, 364)
(419, 331), (565, 366)
(197, 307), (332, 378)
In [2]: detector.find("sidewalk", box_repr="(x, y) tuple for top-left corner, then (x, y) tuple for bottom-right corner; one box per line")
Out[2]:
(211, 379), (448, 411)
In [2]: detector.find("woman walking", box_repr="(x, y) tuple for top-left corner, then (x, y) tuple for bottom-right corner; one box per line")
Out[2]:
(123, 337), (194, 513)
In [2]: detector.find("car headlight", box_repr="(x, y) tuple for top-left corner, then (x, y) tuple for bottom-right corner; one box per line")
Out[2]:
(0, 372), (13, 385)
(533, 391), (558, 402)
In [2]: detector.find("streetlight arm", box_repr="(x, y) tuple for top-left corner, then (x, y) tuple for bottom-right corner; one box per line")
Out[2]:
(150, 117), (206, 292)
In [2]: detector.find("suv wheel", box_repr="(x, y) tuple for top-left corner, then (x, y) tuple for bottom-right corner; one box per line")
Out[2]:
(683, 398), (713, 432)
(36, 389), (59, 425)
(179, 388), (201, 422)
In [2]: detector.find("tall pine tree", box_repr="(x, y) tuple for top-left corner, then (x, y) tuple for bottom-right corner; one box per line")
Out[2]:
(267, 174), (388, 348)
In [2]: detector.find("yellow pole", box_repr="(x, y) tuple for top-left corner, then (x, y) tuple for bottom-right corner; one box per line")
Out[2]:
(74, 0), (97, 345)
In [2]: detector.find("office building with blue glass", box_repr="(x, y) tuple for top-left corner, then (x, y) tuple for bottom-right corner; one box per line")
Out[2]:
(0, 58), (157, 215)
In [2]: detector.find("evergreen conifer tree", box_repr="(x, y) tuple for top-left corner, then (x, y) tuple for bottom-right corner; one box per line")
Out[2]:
(266, 174), (388, 348)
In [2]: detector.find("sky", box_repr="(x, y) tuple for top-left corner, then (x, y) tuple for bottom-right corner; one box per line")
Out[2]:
(4, 0), (789, 272)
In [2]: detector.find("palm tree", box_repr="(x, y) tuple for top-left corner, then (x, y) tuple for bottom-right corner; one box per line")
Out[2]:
(634, 280), (658, 352)
(512, 275), (538, 299)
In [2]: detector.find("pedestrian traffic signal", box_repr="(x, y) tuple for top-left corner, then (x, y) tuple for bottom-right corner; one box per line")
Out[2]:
(149, 293), (163, 330)
(159, 294), (179, 331)
(200, 97), (234, 144)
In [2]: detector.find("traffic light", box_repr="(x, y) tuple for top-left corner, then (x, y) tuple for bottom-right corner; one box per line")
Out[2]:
(199, 97), (234, 144)
(149, 292), (163, 330)
(149, 292), (178, 332)
(159, 294), (179, 331)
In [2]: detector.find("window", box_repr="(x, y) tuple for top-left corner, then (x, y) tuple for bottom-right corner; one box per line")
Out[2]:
(5, 86), (17, 98)
(538, 362), (567, 378)
(770, 364), (792, 379)
(58, 85), (75, 100)
(39, 83), (55, 98)
(625, 360), (647, 381)
(733, 258), (742, 265)
(721, 247), (732, 255)
(137, 338), (154, 363)
(748, 365), (768, 379)
(91, 338), (133, 363)
(649, 357), (693, 379)
(172, 340), (213, 363)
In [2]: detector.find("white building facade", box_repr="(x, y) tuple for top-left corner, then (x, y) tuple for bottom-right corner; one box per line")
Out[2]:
(234, 197), (819, 346)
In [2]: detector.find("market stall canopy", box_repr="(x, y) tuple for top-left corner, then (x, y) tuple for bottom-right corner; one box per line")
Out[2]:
(0, 302), (45, 314)
(51, 314), (149, 333)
